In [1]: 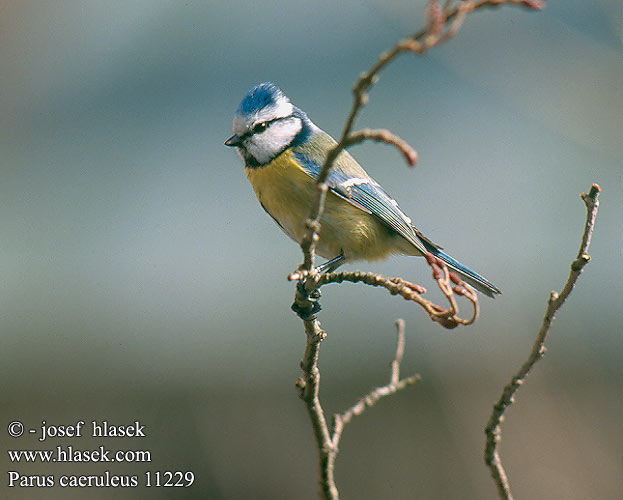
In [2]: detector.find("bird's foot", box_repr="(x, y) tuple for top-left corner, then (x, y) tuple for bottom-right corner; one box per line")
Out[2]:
(291, 282), (322, 321)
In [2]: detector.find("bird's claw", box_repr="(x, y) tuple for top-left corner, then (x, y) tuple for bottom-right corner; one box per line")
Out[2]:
(291, 282), (322, 321)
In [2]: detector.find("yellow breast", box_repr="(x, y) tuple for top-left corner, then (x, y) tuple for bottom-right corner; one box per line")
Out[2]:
(245, 150), (396, 261)
(245, 151), (313, 242)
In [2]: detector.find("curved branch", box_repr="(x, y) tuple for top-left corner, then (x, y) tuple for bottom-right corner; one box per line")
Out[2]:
(312, 254), (479, 329)
(288, 2), (547, 499)
(484, 184), (601, 500)
(345, 128), (418, 166)
(295, 0), (544, 276)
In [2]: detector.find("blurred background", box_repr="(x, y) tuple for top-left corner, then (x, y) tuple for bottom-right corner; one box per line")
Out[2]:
(1, 1), (621, 498)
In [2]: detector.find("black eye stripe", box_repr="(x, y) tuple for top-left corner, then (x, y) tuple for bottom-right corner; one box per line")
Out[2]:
(246, 114), (294, 138)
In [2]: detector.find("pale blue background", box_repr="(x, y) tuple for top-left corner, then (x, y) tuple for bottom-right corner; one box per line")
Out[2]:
(1, 1), (621, 498)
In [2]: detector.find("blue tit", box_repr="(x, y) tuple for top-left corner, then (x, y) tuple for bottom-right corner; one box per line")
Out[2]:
(225, 82), (501, 297)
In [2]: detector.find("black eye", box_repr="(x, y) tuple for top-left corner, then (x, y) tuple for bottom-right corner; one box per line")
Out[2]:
(252, 122), (268, 134)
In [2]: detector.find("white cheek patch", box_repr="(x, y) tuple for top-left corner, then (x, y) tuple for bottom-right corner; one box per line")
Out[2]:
(245, 116), (302, 165)
(265, 117), (301, 146)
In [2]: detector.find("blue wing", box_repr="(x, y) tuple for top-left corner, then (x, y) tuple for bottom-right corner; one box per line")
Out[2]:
(293, 151), (429, 255)
(292, 140), (501, 297)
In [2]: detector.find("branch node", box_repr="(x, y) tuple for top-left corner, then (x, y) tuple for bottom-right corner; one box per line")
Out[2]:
(295, 377), (306, 392)
(571, 254), (590, 271)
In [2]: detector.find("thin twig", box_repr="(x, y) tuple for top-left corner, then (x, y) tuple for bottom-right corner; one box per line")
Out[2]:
(345, 128), (418, 166)
(298, 184), (328, 276)
(297, 319), (420, 499)
(295, 319), (338, 500)
(311, 256), (479, 328)
(334, 320), (421, 431)
(295, 0), (544, 277)
(290, 2), (546, 499)
(484, 184), (601, 500)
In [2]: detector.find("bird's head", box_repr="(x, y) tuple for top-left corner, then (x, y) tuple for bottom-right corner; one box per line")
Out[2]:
(225, 82), (315, 167)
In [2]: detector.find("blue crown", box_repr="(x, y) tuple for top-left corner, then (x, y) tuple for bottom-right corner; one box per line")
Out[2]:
(237, 82), (286, 116)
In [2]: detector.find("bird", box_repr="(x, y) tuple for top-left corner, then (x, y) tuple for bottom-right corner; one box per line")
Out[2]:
(224, 82), (501, 297)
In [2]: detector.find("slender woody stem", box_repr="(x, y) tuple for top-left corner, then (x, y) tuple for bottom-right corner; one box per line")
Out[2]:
(484, 184), (600, 500)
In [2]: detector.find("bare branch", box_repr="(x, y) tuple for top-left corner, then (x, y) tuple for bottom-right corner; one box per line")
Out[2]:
(287, 2), (546, 499)
(295, 318), (338, 500)
(484, 184), (601, 500)
(312, 254), (479, 329)
(332, 320), (421, 449)
(296, 319), (420, 499)
(391, 318), (408, 385)
(345, 128), (418, 166)
(296, 0), (544, 275)
(294, 184), (329, 278)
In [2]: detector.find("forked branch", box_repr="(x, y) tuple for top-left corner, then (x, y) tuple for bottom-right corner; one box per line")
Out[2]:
(294, 0), (545, 278)
(296, 320), (420, 500)
(290, 2), (546, 499)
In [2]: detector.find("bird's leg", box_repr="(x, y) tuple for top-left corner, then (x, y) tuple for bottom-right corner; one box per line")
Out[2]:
(315, 254), (346, 274)
(291, 254), (345, 320)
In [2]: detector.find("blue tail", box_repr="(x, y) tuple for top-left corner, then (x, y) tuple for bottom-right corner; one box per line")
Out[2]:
(421, 241), (501, 298)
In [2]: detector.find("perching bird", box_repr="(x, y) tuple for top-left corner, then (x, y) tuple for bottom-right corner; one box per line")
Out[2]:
(225, 82), (500, 297)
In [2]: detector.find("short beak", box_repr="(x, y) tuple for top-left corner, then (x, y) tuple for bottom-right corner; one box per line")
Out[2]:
(224, 135), (241, 147)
